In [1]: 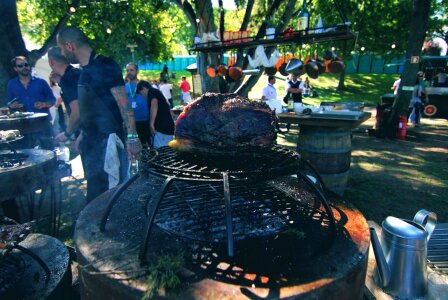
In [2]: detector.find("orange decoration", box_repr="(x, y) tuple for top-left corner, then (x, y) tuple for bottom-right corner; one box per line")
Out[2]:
(227, 56), (235, 66)
(324, 60), (330, 73)
(217, 65), (228, 76)
(241, 30), (250, 42)
(223, 31), (231, 45)
(275, 56), (284, 70)
(206, 66), (217, 78)
(232, 31), (241, 43)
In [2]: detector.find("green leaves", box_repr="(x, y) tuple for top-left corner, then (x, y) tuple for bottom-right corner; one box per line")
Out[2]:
(142, 252), (185, 300)
(17, 0), (192, 66)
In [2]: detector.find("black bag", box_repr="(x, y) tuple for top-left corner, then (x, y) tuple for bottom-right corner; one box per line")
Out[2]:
(283, 93), (290, 104)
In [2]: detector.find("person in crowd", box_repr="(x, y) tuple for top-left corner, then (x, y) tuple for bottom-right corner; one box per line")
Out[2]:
(57, 26), (142, 202)
(7, 56), (55, 114)
(283, 74), (291, 103)
(159, 79), (173, 108)
(391, 75), (401, 95)
(287, 73), (305, 103)
(7, 56), (55, 148)
(151, 80), (159, 89)
(47, 47), (82, 146)
(261, 76), (284, 134)
(303, 77), (312, 97)
(125, 62), (150, 146)
(160, 64), (168, 81)
(261, 75), (277, 101)
(49, 78), (64, 135)
(179, 76), (192, 104)
(408, 74), (426, 126)
(434, 67), (447, 87)
(136, 80), (175, 148)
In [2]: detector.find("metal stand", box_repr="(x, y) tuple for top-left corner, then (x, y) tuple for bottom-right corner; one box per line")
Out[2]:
(100, 146), (337, 262)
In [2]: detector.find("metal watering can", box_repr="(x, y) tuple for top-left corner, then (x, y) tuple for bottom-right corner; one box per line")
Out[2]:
(370, 209), (437, 298)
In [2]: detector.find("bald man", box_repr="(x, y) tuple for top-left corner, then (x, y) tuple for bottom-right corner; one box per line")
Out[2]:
(57, 26), (142, 202)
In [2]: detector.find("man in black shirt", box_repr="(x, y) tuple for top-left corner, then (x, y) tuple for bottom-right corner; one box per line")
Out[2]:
(57, 27), (142, 202)
(136, 80), (174, 148)
(287, 74), (305, 103)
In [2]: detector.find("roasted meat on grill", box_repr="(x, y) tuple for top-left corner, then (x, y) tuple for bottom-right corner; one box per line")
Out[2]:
(0, 221), (32, 250)
(169, 93), (276, 153)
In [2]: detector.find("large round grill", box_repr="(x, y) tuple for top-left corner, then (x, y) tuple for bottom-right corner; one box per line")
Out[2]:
(139, 145), (301, 181)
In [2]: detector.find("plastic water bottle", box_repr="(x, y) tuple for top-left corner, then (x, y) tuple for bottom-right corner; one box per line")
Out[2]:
(288, 99), (294, 112)
(55, 145), (70, 163)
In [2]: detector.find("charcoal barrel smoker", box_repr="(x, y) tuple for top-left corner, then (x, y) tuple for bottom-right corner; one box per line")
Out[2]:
(75, 145), (371, 300)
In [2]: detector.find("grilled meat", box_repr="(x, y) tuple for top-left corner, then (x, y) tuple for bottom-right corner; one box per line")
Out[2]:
(170, 93), (276, 153)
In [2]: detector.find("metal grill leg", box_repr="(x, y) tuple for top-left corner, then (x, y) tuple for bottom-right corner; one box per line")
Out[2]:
(139, 176), (174, 262)
(297, 171), (336, 234)
(15, 244), (51, 284)
(222, 172), (234, 257)
(49, 183), (56, 236)
(100, 174), (139, 232)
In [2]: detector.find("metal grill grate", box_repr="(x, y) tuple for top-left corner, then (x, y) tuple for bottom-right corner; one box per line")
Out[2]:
(153, 180), (332, 243)
(428, 223), (448, 274)
(140, 145), (301, 181)
(0, 152), (28, 169)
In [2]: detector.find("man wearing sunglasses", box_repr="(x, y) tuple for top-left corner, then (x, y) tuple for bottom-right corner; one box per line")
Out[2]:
(6, 56), (56, 149)
(7, 56), (55, 115)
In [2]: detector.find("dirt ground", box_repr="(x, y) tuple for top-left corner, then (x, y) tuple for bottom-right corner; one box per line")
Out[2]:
(347, 111), (448, 223)
(276, 107), (448, 224)
(337, 111), (448, 224)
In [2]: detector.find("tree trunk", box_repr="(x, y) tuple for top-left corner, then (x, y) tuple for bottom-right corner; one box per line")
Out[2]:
(386, 0), (431, 134)
(197, 52), (221, 93)
(0, 0), (27, 104)
(194, 0), (220, 93)
(337, 68), (347, 91)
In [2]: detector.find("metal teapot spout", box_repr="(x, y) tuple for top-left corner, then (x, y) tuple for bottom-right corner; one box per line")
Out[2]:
(370, 227), (391, 287)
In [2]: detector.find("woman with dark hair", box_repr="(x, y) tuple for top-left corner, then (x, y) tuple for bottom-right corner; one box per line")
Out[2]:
(136, 80), (174, 148)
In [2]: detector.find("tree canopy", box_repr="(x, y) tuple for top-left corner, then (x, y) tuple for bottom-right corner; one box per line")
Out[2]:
(18, 0), (193, 65)
(0, 0), (446, 102)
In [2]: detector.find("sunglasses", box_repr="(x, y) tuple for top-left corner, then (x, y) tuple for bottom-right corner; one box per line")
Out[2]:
(16, 63), (30, 68)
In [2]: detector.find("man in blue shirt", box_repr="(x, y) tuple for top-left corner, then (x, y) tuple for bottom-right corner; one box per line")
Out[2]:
(7, 56), (55, 148)
(125, 62), (150, 145)
(7, 56), (55, 115)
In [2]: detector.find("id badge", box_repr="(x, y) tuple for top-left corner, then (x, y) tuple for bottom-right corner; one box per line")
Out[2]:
(132, 101), (137, 109)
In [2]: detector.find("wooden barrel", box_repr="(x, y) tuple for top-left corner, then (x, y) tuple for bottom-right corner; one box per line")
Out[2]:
(297, 126), (352, 196)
